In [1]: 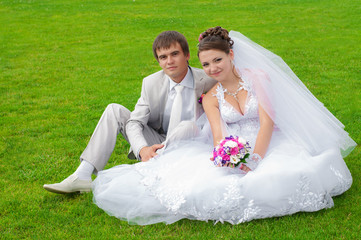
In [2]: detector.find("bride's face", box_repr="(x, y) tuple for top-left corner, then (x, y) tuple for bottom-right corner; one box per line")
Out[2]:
(199, 49), (234, 82)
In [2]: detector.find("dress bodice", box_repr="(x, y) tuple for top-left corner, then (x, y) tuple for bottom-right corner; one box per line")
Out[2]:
(215, 72), (260, 148)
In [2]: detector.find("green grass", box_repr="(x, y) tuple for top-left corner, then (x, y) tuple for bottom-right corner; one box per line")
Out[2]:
(1, 0), (360, 239)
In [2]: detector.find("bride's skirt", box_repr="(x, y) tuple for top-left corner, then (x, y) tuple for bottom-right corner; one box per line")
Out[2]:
(92, 131), (352, 225)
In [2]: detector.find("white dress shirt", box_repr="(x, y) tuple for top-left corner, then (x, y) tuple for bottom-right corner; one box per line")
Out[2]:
(162, 67), (195, 133)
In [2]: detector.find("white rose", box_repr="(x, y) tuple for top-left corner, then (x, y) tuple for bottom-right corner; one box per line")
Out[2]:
(238, 137), (246, 145)
(224, 141), (237, 148)
(230, 155), (240, 164)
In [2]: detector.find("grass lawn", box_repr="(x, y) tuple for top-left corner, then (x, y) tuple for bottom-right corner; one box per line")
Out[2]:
(1, 0), (360, 239)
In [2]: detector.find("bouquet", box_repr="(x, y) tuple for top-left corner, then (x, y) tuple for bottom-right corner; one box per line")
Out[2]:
(212, 136), (251, 168)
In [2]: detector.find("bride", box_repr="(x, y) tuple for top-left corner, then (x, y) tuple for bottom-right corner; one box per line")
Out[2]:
(92, 27), (356, 225)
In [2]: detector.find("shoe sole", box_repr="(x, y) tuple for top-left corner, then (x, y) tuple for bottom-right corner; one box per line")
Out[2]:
(43, 185), (91, 194)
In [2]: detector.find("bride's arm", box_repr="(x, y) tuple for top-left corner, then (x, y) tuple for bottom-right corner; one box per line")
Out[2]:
(203, 92), (223, 147)
(253, 104), (274, 158)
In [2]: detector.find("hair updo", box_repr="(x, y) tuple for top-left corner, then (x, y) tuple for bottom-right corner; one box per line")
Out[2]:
(197, 26), (234, 57)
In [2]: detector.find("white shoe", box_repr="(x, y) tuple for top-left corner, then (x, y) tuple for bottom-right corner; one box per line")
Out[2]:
(43, 174), (92, 194)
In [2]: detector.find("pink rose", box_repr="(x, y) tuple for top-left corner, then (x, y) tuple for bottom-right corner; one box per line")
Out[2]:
(198, 33), (203, 42)
(230, 147), (239, 155)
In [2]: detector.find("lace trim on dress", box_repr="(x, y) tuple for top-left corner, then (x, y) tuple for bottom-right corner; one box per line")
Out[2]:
(213, 72), (255, 116)
(329, 165), (352, 196)
(214, 84), (226, 105)
(286, 175), (334, 212)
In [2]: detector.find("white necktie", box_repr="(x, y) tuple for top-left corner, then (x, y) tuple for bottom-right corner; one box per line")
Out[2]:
(167, 85), (184, 135)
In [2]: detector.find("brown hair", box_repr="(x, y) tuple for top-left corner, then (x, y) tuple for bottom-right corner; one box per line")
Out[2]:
(197, 26), (234, 57)
(152, 31), (190, 61)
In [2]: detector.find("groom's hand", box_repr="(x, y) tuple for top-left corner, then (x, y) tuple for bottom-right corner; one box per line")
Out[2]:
(139, 144), (164, 162)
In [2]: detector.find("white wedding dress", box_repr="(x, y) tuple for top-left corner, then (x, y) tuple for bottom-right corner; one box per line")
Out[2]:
(92, 69), (353, 225)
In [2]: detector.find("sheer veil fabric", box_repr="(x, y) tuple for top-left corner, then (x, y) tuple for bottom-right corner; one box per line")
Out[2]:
(92, 31), (356, 226)
(229, 31), (356, 157)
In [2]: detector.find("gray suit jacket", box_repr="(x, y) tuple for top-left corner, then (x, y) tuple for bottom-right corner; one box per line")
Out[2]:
(126, 66), (216, 159)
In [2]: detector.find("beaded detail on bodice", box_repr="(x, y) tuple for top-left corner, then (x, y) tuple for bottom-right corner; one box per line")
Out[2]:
(214, 74), (260, 148)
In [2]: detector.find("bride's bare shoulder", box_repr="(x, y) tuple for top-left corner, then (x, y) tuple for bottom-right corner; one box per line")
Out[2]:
(206, 83), (220, 97)
(203, 83), (220, 106)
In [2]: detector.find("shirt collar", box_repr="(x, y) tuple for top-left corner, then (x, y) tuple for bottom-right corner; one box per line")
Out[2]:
(168, 67), (194, 91)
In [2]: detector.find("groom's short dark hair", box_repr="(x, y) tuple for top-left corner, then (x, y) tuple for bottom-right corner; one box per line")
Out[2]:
(152, 31), (189, 61)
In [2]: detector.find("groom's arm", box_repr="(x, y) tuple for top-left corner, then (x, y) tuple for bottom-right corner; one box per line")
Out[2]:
(126, 80), (151, 160)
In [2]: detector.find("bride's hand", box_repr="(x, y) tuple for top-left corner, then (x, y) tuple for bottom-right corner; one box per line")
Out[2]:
(243, 153), (262, 171)
(240, 164), (251, 172)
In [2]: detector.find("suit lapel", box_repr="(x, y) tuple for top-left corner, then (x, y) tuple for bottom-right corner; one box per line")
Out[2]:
(158, 73), (169, 129)
(191, 67), (206, 119)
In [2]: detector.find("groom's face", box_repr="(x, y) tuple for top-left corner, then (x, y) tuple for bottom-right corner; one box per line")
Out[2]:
(156, 42), (190, 83)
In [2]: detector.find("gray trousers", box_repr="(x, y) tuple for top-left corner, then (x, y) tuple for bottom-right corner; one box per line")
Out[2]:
(80, 103), (165, 171)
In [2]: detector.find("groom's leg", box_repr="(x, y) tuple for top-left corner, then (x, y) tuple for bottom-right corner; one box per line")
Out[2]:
(80, 103), (131, 171)
(43, 103), (130, 194)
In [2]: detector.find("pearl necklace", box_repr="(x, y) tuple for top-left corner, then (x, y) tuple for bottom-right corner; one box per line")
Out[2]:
(223, 81), (243, 102)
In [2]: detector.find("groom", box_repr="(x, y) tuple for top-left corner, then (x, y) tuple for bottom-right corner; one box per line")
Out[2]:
(43, 31), (216, 194)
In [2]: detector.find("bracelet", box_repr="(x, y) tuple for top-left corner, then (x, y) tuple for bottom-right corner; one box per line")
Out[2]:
(245, 153), (263, 171)
(251, 153), (262, 162)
